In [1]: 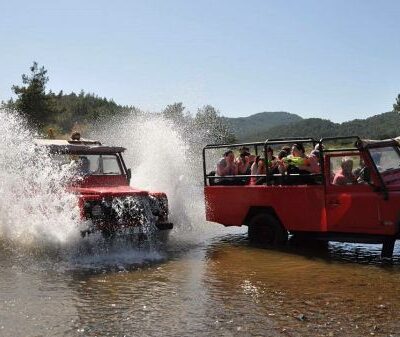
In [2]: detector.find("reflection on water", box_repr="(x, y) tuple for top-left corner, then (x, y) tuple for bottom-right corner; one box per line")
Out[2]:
(1, 228), (400, 337)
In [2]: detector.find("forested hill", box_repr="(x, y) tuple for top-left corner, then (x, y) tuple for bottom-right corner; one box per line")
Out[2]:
(222, 111), (302, 142)
(4, 62), (400, 142)
(236, 111), (400, 142)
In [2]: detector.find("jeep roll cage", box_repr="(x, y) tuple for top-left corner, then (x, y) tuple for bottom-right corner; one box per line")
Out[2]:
(202, 136), (400, 196)
(203, 137), (322, 186)
(35, 139), (132, 183)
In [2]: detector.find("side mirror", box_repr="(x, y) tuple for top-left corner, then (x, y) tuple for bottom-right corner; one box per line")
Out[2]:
(127, 168), (132, 184)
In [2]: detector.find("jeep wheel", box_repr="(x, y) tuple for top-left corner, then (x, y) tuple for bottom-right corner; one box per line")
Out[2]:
(248, 213), (288, 246)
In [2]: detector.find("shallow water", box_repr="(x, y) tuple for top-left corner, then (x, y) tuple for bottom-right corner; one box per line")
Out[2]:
(1, 109), (400, 336)
(1, 227), (400, 337)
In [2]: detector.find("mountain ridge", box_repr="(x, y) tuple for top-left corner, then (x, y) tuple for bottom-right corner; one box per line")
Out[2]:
(224, 111), (400, 141)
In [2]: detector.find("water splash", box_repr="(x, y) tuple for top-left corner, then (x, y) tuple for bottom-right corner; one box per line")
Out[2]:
(110, 196), (157, 232)
(0, 107), (226, 267)
(0, 109), (81, 247)
(91, 113), (209, 232)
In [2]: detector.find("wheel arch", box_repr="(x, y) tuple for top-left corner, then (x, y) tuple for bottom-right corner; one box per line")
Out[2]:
(243, 206), (285, 229)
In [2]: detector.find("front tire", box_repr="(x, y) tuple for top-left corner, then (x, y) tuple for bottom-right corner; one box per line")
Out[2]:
(248, 213), (288, 246)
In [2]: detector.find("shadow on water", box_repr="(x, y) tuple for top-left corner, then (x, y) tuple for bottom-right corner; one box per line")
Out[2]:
(208, 231), (400, 267)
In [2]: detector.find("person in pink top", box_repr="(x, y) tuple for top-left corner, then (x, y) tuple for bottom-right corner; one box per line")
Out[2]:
(333, 157), (357, 185)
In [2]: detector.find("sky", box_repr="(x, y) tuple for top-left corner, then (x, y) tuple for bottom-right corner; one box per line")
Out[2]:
(1, 0), (399, 122)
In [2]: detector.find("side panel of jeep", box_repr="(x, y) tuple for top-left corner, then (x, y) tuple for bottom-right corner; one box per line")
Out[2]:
(203, 137), (400, 258)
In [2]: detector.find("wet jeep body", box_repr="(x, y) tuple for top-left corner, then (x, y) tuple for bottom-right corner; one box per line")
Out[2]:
(203, 136), (400, 258)
(36, 138), (173, 236)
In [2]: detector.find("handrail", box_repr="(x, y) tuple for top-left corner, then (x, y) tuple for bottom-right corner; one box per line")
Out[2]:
(203, 141), (264, 150)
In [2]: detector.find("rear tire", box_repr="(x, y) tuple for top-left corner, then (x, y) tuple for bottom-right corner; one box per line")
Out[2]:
(248, 213), (288, 246)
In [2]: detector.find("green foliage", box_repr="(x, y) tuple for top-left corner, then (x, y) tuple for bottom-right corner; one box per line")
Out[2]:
(393, 94), (400, 113)
(47, 91), (132, 132)
(162, 102), (187, 123)
(9, 62), (399, 143)
(194, 105), (236, 144)
(12, 62), (53, 126)
(8, 63), (234, 143)
(8, 62), (134, 134)
(160, 102), (236, 145)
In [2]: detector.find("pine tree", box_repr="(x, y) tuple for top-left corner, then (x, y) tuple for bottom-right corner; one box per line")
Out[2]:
(12, 61), (52, 127)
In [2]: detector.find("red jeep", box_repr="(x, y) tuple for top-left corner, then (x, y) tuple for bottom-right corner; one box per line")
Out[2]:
(203, 136), (400, 258)
(35, 138), (173, 237)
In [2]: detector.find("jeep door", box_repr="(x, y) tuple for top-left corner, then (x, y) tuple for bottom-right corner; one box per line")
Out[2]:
(325, 152), (382, 234)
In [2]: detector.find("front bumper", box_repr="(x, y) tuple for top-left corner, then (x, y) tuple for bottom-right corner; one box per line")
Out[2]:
(81, 195), (171, 233)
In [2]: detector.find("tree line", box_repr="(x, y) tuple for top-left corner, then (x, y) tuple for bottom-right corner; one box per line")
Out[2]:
(1, 62), (235, 144)
(2, 61), (400, 142)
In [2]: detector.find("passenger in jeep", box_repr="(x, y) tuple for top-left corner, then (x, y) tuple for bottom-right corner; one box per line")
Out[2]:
(215, 150), (238, 185)
(282, 143), (311, 175)
(250, 156), (266, 185)
(236, 146), (252, 175)
(281, 143), (320, 175)
(76, 156), (92, 176)
(250, 148), (280, 185)
(277, 150), (288, 174)
(333, 157), (357, 185)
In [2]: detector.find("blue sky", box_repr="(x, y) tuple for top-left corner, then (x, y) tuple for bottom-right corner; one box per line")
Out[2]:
(1, 0), (399, 122)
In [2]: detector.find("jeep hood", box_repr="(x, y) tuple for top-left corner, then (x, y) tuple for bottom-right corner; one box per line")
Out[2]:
(70, 186), (149, 197)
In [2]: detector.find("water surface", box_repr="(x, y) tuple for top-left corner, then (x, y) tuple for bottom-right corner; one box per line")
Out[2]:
(1, 228), (400, 337)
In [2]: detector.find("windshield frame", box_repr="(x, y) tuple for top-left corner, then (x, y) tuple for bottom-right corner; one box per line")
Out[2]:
(367, 145), (400, 187)
(53, 153), (126, 177)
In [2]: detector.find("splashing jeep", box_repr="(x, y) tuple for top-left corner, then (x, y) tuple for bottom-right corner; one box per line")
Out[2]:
(35, 138), (173, 237)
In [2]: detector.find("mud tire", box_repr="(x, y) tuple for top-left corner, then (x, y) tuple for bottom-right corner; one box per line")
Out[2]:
(248, 213), (288, 246)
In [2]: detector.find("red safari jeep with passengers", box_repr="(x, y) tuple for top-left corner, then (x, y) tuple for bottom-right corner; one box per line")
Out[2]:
(35, 138), (173, 237)
(203, 136), (400, 259)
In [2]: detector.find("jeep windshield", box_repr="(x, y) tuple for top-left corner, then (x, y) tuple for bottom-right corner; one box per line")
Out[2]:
(369, 146), (400, 185)
(54, 154), (123, 176)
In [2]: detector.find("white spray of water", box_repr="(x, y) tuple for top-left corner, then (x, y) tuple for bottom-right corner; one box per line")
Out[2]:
(91, 113), (209, 232)
(0, 109), (81, 246)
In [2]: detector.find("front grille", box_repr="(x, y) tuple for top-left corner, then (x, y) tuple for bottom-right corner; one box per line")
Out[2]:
(85, 196), (157, 229)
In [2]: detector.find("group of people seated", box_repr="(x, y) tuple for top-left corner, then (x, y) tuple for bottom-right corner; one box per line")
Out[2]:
(214, 143), (321, 185)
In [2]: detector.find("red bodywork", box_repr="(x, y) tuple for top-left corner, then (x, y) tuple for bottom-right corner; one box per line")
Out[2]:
(36, 138), (171, 234)
(205, 145), (400, 241)
(74, 175), (169, 232)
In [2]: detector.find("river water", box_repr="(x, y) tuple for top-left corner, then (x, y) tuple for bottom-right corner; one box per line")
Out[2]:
(1, 110), (400, 337)
(1, 228), (400, 337)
